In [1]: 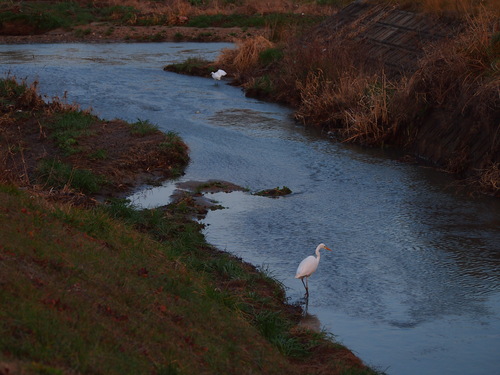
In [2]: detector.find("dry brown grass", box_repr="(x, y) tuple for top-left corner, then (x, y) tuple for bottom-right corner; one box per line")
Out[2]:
(216, 35), (275, 79)
(406, 8), (499, 117)
(477, 162), (500, 195)
(295, 68), (397, 145)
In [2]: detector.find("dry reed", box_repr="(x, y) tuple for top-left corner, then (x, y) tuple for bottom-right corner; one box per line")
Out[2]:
(216, 36), (275, 79)
(477, 162), (500, 195)
(406, 8), (499, 118)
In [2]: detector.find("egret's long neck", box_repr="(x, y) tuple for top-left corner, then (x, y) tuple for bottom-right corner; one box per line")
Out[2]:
(315, 246), (322, 259)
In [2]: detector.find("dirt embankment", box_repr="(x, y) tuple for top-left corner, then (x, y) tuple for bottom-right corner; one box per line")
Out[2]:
(0, 22), (268, 44)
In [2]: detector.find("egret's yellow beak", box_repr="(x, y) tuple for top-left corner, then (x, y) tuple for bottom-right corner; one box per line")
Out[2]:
(325, 246), (332, 251)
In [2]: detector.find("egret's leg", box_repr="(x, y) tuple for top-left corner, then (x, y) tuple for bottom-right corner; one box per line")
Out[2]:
(305, 277), (309, 297)
(301, 278), (307, 291)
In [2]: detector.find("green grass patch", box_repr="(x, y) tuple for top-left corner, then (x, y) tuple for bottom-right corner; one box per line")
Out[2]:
(163, 57), (215, 76)
(0, 183), (380, 374)
(0, 185), (291, 374)
(159, 131), (190, 167)
(0, 76), (28, 99)
(44, 110), (96, 155)
(88, 149), (108, 160)
(36, 158), (106, 194)
(0, 2), (95, 33)
(96, 5), (138, 24)
(74, 27), (92, 38)
(255, 310), (310, 358)
(259, 47), (285, 66)
(129, 118), (159, 136)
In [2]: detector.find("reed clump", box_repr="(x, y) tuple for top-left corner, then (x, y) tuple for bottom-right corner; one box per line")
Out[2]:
(406, 10), (499, 120)
(216, 35), (276, 81)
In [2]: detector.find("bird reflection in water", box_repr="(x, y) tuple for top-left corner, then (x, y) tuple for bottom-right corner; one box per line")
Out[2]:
(299, 310), (322, 332)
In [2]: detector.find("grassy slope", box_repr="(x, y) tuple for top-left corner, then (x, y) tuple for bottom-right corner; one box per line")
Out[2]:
(0, 79), (377, 374)
(0, 185), (294, 375)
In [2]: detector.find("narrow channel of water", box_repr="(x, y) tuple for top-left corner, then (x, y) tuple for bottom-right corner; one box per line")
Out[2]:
(2, 43), (499, 375)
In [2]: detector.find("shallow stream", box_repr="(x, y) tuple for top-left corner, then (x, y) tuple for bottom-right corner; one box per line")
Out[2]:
(2, 43), (499, 375)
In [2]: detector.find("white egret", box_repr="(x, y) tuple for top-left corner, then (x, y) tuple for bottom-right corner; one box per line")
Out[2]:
(211, 69), (227, 84)
(295, 243), (331, 297)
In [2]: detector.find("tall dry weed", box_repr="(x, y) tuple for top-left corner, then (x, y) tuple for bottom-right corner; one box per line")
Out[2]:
(295, 69), (397, 145)
(278, 24), (398, 145)
(476, 162), (500, 195)
(216, 36), (275, 79)
(407, 8), (499, 118)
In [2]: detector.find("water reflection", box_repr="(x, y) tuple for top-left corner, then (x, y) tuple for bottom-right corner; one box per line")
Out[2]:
(299, 312), (322, 333)
(0, 50), (36, 63)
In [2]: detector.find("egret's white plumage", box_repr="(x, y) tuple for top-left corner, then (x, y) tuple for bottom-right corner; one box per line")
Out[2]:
(295, 243), (331, 296)
(211, 69), (227, 83)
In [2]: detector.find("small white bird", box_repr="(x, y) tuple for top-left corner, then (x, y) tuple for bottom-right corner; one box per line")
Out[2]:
(295, 243), (332, 297)
(211, 69), (227, 84)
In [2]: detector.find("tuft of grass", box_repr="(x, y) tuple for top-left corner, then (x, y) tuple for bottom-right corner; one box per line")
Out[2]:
(129, 118), (159, 136)
(158, 131), (190, 172)
(45, 110), (96, 155)
(173, 32), (184, 41)
(74, 27), (92, 38)
(204, 256), (248, 281)
(259, 47), (284, 66)
(0, 76), (45, 109)
(36, 158), (107, 194)
(88, 149), (108, 160)
(163, 57), (215, 76)
(255, 311), (309, 358)
(216, 35), (275, 78)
